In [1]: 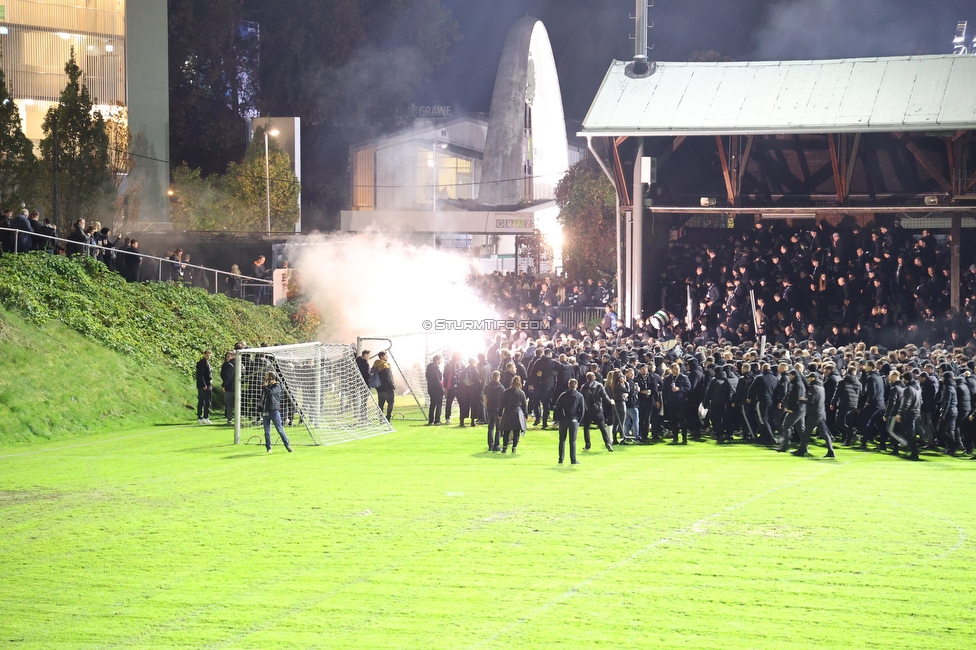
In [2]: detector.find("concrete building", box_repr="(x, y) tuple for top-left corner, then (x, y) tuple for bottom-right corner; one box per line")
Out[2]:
(341, 17), (583, 273)
(0, 0), (169, 225)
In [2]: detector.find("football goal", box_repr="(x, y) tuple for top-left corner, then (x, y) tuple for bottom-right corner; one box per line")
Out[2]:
(357, 334), (455, 421)
(234, 342), (393, 446)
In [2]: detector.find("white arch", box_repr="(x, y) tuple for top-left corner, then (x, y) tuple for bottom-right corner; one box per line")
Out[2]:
(480, 18), (569, 207)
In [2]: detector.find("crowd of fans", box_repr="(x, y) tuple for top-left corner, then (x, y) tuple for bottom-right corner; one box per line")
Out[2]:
(0, 211), (271, 303)
(661, 220), (976, 349)
(420, 327), (976, 463)
(470, 271), (614, 335)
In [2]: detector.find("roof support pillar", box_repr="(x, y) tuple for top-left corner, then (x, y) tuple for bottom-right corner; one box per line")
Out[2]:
(952, 214), (961, 314)
(587, 135), (625, 317)
(632, 140), (645, 323)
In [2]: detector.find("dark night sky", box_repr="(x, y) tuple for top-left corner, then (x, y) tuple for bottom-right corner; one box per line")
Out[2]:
(418, 0), (976, 121)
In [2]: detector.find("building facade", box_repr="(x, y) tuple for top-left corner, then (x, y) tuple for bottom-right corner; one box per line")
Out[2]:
(0, 0), (169, 226)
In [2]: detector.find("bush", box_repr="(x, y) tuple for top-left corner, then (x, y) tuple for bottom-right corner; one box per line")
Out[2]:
(0, 252), (304, 376)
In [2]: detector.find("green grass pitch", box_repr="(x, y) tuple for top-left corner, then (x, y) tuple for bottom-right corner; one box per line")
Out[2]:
(2, 418), (976, 648)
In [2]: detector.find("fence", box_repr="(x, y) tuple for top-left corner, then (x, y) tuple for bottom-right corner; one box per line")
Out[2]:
(0, 226), (273, 302)
(556, 307), (606, 329)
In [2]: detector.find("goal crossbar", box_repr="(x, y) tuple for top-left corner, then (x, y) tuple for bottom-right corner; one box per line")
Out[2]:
(233, 342), (393, 446)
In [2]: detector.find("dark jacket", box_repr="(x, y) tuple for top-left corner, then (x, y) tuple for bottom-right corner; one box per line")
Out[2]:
(663, 372), (691, 409)
(898, 378), (922, 419)
(553, 388), (586, 422)
(580, 380), (610, 421)
(500, 388), (528, 432)
(66, 224), (88, 257)
(885, 383), (905, 421)
(859, 371), (885, 410)
(426, 362), (444, 396)
(485, 380), (505, 416)
(938, 373), (958, 417)
(373, 360), (395, 392)
(748, 369), (778, 404)
(220, 360), (235, 390)
(784, 374), (806, 412)
(195, 358), (213, 390)
(956, 377), (972, 416)
(11, 212), (34, 251)
(831, 374), (861, 411)
(261, 381), (283, 412)
(703, 368), (732, 413)
(356, 356), (370, 384)
(806, 378), (827, 421)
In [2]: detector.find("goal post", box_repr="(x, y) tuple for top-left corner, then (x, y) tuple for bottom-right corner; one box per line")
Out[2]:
(233, 342), (393, 446)
(357, 334), (457, 421)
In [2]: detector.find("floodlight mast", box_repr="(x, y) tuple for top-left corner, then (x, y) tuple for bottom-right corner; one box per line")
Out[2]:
(953, 21), (969, 55)
(633, 0), (652, 75)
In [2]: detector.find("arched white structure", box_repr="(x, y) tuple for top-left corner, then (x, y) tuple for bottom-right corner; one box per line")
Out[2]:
(480, 18), (569, 207)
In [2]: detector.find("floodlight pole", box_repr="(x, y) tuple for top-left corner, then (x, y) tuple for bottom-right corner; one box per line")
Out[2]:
(264, 128), (279, 234)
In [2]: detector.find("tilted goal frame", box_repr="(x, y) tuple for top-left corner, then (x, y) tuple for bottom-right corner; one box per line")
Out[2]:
(233, 342), (393, 446)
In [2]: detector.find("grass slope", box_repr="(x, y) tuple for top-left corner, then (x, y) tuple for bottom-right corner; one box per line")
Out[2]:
(0, 308), (193, 443)
(0, 253), (307, 443)
(2, 420), (975, 648)
(0, 253), (302, 376)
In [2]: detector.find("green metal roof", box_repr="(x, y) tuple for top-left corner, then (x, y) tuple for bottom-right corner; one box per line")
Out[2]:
(580, 55), (976, 136)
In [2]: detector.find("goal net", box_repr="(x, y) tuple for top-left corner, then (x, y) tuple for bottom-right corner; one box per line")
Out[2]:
(234, 342), (393, 446)
(358, 334), (455, 421)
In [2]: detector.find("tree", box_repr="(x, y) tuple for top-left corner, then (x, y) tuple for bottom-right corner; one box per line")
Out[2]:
(555, 157), (617, 282)
(105, 104), (141, 232)
(169, 131), (300, 232)
(223, 128), (300, 232)
(0, 69), (43, 210)
(39, 49), (112, 233)
(168, 0), (257, 175)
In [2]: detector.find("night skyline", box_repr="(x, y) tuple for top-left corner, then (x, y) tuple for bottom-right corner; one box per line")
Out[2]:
(421, 0), (976, 121)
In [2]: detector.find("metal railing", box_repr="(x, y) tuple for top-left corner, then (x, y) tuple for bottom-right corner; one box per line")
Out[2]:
(0, 226), (273, 302)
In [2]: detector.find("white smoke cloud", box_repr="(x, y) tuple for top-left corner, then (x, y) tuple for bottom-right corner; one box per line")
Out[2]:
(751, 0), (960, 60)
(291, 233), (497, 349)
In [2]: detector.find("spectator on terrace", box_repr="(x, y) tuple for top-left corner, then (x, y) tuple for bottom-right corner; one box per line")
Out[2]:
(66, 219), (88, 257)
(225, 264), (244, 297)
(251, 254), (268, 304)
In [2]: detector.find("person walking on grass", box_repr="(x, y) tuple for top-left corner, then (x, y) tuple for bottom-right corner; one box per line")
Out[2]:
(500, 375), (528, 454)
(196, 349), (213, 424)
(261, 371), (293, 453)
(220, 350), (236, 426)
(373, 351), (396, 421)
(554, 378), (585, 465)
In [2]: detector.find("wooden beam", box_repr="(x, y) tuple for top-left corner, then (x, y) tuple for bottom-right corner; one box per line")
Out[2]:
(655, 135), (689, 172)
(738, 135), (755, 188)
(615, 136), (630, 147)
(828, 134), (844, 202)
(611, 137), (632, 209)
(895, 132), (953, 194)
(716, 136), (735, 206)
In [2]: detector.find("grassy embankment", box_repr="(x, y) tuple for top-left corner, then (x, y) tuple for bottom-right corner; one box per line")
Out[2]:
(0, 252), (305, 443)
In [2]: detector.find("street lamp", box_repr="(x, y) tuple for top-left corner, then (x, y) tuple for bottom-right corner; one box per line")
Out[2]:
(431, 141), (448, 212)
(265, 128), (280, 233)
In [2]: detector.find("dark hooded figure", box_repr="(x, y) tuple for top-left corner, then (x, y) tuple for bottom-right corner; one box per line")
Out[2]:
(797, 373), (836, 458)
(685, 357), (706, 439)
(776, 369), (806, 453)
(937, 371), (959, 453)
(831, 367), (862, 446)
(703, 367), (733, 443)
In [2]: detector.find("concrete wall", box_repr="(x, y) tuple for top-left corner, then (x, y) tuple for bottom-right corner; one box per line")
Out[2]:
(126, 0), (169, 225)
